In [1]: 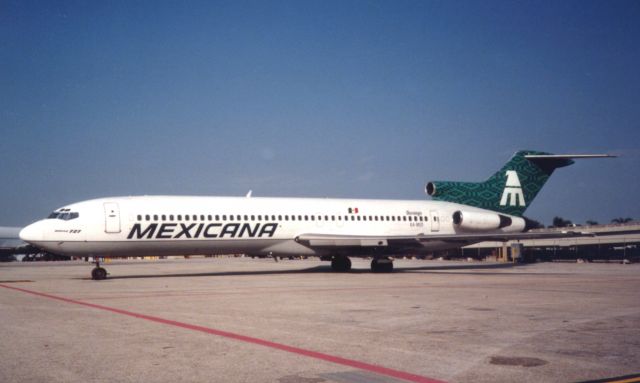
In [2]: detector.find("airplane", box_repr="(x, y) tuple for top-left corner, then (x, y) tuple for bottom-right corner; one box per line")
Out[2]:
(18, 150), (615, 280)
(0, 226), (23, 261)
(0, 226), (39, 261)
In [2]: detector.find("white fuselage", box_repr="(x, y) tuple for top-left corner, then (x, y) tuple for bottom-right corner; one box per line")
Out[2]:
(19, 196), (525, 258)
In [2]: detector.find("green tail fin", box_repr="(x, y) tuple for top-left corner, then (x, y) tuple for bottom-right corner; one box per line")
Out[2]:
(426, 150), (574, 216)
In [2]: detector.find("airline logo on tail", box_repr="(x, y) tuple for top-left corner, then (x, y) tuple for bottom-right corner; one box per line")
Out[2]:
(500, 170), (526, 207)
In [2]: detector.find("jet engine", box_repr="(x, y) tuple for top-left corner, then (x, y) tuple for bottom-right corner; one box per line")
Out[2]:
(452, 210), (525, 232)
(425, 181), (453, 197)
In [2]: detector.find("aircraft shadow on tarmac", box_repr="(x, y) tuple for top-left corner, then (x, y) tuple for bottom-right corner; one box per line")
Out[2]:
(93, 266), (331, 280)
(85, 262), (528, 280)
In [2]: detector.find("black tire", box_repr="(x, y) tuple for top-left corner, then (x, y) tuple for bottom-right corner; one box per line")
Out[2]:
(371, 259), (394, 273)
(331, 256), (352, 272)
(91, 267), (108, 280)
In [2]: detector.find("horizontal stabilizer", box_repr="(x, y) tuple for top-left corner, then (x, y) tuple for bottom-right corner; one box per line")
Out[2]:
(523, 154), (616, 159)
(524, 153), (616, 171)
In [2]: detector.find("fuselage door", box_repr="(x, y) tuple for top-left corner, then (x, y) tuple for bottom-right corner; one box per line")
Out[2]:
(430, 210), (440, 232)
(104, 202), (121, 233)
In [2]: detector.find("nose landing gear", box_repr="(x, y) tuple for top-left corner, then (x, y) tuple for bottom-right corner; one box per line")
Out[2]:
(91, 260), (108, 280)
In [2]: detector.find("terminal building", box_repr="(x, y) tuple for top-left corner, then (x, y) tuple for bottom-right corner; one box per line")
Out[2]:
(462, 222), (640, 263)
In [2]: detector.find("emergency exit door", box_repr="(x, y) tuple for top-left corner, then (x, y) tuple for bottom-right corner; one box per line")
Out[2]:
(104, 202), (121, 233)
(430, 210), (440, 232)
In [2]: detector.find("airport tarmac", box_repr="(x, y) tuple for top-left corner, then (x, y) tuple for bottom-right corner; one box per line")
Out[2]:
(1, 258), (639, 383)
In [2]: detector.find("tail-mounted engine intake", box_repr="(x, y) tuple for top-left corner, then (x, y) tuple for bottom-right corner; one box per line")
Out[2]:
(452, 210), (525, 232)
(426, 181), (453, 197)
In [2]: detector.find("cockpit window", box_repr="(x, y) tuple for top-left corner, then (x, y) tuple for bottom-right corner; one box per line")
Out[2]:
(47, 210), (79, 220)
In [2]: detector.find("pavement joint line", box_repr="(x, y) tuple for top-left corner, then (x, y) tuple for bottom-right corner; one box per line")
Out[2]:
(575, 374), (640, 383)
(0, 283), (446, 383)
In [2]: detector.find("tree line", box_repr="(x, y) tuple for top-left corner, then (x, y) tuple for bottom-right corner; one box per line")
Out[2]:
(541, 216), (636, 228)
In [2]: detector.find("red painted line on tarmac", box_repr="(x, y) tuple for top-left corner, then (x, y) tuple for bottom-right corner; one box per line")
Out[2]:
(0, 283), (445, 383)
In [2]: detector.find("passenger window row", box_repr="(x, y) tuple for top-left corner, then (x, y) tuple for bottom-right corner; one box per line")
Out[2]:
(135, 214), (428, 223)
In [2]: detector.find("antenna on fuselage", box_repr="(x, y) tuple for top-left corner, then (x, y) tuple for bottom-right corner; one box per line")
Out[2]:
(246, 190), (252, 198)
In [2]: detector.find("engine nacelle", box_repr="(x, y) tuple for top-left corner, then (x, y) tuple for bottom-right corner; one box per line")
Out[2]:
(425, 181), (448, 197)
(452, 210), (525, 232)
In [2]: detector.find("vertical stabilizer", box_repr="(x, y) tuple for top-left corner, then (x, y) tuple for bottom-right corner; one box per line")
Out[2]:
(425, 150), (613, 216)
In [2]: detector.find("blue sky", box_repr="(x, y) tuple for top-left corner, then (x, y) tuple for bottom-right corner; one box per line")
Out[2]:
(1, 0), (639, 226)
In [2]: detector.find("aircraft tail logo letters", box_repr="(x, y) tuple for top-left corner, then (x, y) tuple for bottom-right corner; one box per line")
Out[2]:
(500, 170), (526, 207)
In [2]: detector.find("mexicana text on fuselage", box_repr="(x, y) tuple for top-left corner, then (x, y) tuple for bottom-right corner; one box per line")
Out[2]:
(127, 222), (278, 240)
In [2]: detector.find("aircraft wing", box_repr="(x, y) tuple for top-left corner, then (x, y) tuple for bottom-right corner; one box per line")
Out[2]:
(294, 230), (600, 249)
(416, 230), (596, 244)
(295, 234), (418, 248)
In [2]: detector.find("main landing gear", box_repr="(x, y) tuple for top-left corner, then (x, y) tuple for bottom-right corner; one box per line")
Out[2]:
(371, 257), (394, 273)
(330, 256), (394, 273)
(91, 260), (108, 280)
(331, 255), (352, 272)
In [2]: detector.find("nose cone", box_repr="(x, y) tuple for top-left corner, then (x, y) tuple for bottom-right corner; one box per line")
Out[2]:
(19, 222), (44, 243)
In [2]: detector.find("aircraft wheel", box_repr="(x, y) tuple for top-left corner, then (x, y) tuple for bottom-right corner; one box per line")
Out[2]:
(91, 267), (108, 280)
(331, 256), (352, 272)
(371, 258), (394, 273)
